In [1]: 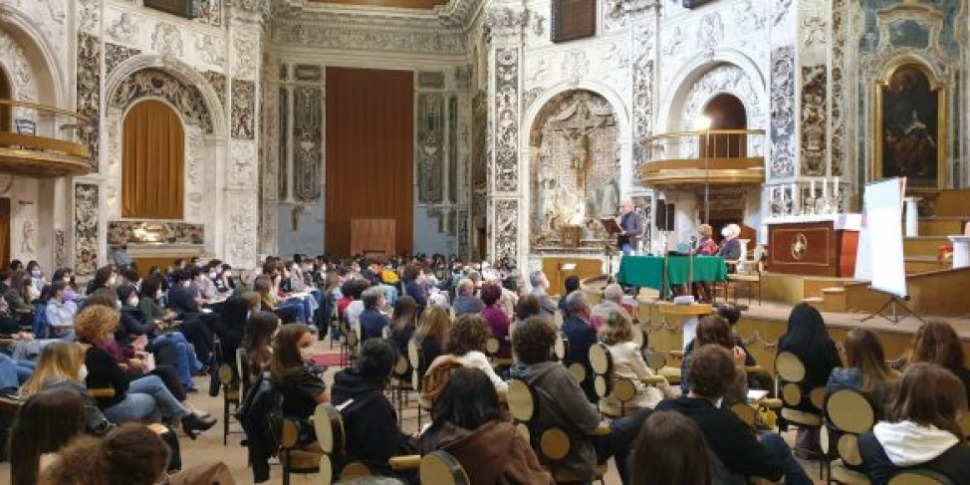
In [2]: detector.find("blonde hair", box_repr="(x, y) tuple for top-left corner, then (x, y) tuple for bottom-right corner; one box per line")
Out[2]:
(20, 342), (86, 396)
(415, 305), (451, 344)
(598, 310), (634, 345)
(74, 305), (120, 344)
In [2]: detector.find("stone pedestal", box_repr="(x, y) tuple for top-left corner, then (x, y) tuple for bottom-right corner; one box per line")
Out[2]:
(904, 197), (921, 237)
(948, 235), (970, 269)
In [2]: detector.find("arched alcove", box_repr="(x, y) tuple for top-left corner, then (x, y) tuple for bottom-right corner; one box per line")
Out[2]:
(528, 89), (618, 248)
(700, 93), (748, 158)
(122, 100), (185, 219)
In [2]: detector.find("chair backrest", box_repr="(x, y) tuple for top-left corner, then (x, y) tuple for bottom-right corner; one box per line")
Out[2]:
(235, 347), (249, 395)
(382, 325), (392, 340)
(824, 389), (876, 466)
(775, 351), (806, 383)
(312, 403), (346, 456)
(485, 337), (500, 355)
(553, 332), (567, 361)
(407, 338), (424, 391)
(589, 343), (614, 398)
(644, 349), (667, 371)
(887, 470), (954, 485)
(539, 428), (571, 462)
(420, 450), (470, 485)
(508, 378), (538, 442)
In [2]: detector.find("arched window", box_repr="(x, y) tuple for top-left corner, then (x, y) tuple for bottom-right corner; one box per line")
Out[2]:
(700, 94), (748, 159)
(122, 100), (184, 219)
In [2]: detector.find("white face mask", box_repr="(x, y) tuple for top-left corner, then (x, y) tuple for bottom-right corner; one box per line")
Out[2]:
(156, 289), (164, 299)
(107, 277), (116, 287)
(78, 364), (88, 382)
(115, 300), (122, 310)
(209, 272), (218, 279)
(128, 296), (139, 307)
(299, 347), (314, 362)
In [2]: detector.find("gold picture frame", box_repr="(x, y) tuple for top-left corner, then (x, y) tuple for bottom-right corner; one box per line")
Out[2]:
(873, 59), (947, 189)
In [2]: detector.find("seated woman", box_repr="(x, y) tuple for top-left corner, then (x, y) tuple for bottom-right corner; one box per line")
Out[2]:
(479, 284), (511, 359)
(826, 328), (898, 418)
(19, 341), (115, 435)
(43, 282), (77, 339)
(40, 424), (172, 485)
(630, 411), (712, 485)
(413, 305), (449, 366)
(10, 388), (86, 485)
(74, 305), (215, 438)
(858, 363), (970, 484)
(4, 270), (34, 318)
(419, 367), (552, 484)
(242, 311), (280, 385)
(270, 323), (329, 444)
(908, 320), (970, 404)
(389, 296), (418, 358)
(680, 315), (749, 407)
(358, 286), (390, 342)
(681, 306), (758, 395)
(777, 302), (841, 454)
(598, 310), (676, 415)
(331, 339), (415, 476)
(424, 314), (508, 402)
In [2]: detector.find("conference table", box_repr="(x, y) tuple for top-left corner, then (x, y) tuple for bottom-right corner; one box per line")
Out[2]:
(616, 255), (728, 292)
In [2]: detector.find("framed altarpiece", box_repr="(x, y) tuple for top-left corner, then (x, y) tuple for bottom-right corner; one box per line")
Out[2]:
(873, 60), (947, 189)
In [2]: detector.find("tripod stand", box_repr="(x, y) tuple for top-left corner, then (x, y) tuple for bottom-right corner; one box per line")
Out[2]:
(859, 292), (924, 324)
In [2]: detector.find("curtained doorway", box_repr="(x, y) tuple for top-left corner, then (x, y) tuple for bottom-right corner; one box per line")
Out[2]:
(325, 67), (414, 257)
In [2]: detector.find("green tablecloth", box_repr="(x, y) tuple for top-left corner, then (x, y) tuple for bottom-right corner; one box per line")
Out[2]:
(617, 255), (728, 289)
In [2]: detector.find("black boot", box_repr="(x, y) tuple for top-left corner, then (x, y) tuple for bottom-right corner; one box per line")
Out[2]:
(181, 412), (217, 440)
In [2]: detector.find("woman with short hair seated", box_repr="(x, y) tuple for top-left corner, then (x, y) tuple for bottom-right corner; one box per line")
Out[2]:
(423, 314), (508, 402)
(858, 363), (970, 484)
(509, 317), (650, 484)
(598, 310), (676, 415)
(826, 327), (898, 418)
(74, 305), (216, 438)
(419, 367), (552, 484)
(656, 344), (811, 485)
(331, 338), (415, 476)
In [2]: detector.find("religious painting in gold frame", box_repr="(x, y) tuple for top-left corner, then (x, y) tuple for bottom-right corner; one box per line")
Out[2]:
(873, 61), (946, 189)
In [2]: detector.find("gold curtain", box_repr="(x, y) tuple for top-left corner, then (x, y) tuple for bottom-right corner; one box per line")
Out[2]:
(122, 100), (184, 219)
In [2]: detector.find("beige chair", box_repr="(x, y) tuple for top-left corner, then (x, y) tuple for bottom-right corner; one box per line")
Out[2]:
(386, 351), (414, 426)
(217, 362), (243, 445)
(420, 449), (470, 484)
(508, 378), (538, 444)
(485, 337), (513, 367)
(538, 427), (609, 484)
(775, 351), (826, 475)
(313, 403), (381, 484)
(590, 343), (662, 418)
(279, 414), (325, 485)
(407, 338), (429, 427)
(822, 389), (874, 484)
(887, 470), (953, 485)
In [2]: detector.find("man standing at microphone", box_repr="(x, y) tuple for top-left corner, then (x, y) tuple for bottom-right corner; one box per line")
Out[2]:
(617, 200), (643, 256)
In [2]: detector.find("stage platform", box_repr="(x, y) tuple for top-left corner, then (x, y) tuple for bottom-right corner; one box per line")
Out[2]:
(579, 274), (970, 373)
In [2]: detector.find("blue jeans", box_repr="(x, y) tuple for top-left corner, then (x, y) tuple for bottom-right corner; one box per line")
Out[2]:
(0, 354), (20, 389)
(151, 332), (201, 389)
(760, 432), (812, 485)
(103, 375), (188, 424)
(279, 299), (308, 324)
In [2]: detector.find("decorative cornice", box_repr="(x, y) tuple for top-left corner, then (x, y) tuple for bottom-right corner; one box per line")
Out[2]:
(482, 6), (544, 42)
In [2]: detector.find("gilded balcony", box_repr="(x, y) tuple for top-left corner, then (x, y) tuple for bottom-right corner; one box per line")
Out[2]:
(638, 129), (766, 188)
(0, 99), (92, 177)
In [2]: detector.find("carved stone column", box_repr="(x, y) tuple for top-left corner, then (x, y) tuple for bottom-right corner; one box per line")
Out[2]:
(483, 7), (526, 266)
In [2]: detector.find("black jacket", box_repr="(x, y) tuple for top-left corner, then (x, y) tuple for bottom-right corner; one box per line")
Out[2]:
(655, 396), (783, 482)
(167, 285), (200, 316)
(331, 367), (413, 474)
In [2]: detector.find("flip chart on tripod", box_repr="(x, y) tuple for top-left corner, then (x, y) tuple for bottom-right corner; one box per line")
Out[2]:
(855, 178), (907, 298)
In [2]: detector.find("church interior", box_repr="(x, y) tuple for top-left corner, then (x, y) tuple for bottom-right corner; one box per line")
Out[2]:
(2, 0), (970, 483)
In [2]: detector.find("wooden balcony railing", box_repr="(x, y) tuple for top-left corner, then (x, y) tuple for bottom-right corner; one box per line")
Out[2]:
(639, 129), (766, 187)
(0, 99), (92, 177)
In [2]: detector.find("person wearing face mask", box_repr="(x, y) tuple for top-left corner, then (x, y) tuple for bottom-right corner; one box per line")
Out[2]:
(20, 341), (116, 436)
(44, 281), (78, 339)
(86, 266), (118, 296)
(26, 261), (46, 300)
(270, 324), (329, 446)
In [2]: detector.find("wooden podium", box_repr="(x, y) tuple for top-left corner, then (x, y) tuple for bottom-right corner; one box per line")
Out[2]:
(350, 219), (395, 258)
(767, 214), (861, 277)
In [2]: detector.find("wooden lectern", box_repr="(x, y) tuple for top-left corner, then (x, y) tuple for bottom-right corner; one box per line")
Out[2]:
(766, 214), (861, 277)
(350, 219), (395, 257)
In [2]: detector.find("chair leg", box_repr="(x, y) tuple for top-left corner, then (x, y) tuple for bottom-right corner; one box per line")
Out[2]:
(223, 396), (229, 446)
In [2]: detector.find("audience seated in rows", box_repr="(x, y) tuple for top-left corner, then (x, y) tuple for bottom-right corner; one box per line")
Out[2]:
(598, 310), (676, 414)
(510, 316), (650, 483)
(826, 327), (898, 418)
(858, 362), (970, 484)
(424, 314), (508, 403)
(331, 339), (415, 476)
(419, 367), (552, 483)
(656, 344), (812, 484)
